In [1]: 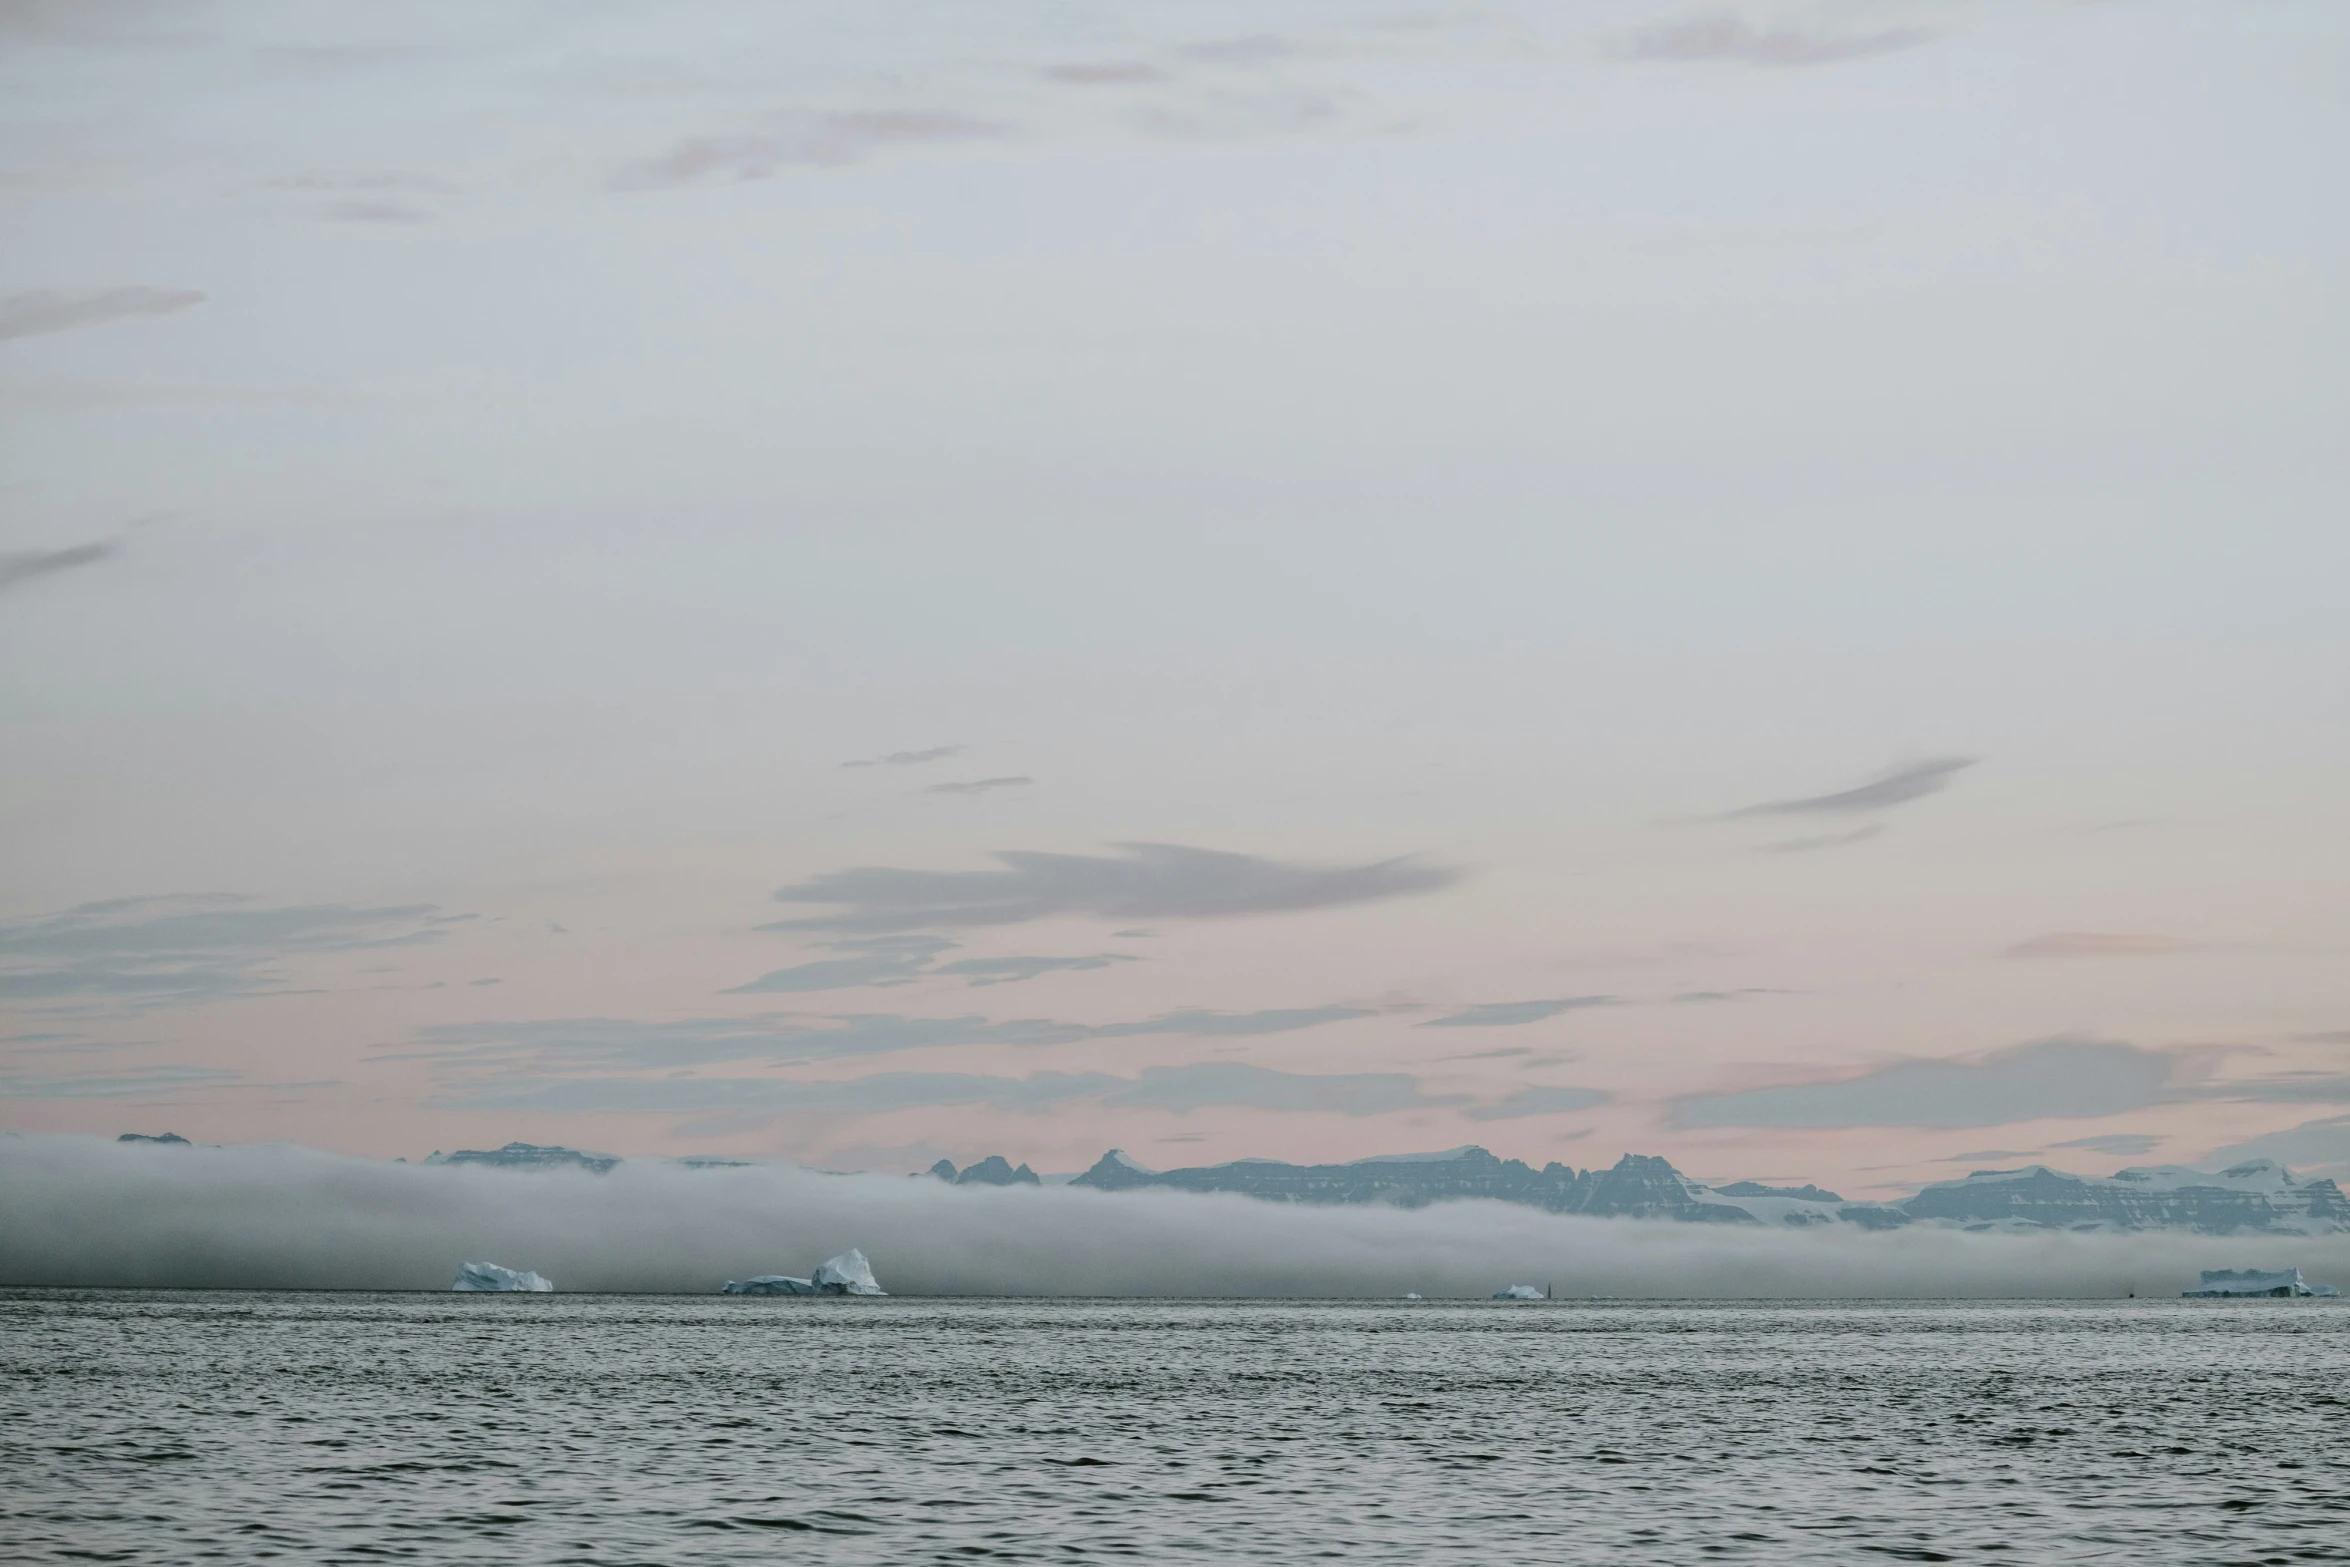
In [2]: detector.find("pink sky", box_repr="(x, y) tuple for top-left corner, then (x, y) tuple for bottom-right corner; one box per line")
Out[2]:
(3, 0), (2346, 1195)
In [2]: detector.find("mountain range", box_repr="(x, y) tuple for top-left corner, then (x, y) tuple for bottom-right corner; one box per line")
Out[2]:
(1064, 1146), (2350, 1237)
(270, 1136), (2350, 1237)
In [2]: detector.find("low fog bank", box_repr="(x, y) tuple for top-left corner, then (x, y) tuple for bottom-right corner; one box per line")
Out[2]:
(4, 1136), (2344, 1297)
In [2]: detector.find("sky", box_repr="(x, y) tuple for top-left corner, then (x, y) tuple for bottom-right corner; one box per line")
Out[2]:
(2, 0), (2346, 1199)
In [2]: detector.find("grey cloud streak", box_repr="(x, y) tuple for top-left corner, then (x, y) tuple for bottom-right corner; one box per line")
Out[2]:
(1671, 1038), (2176, 1130)
(930, 776), (1033, 796)
(2004, 933), (2200, 960)
(0, 1066), (240, 1100)
(13, 1136), (2336, 1297)
(1464, 1086), (1611, 1122)
(766, 842), (1459, 933)
(934, 954), (1138, 987)
(0, 896), (457, 1007)
(729, 935), (1139, 993)
(0, 540), (117, 596)
(405, 1003), (1374, 1073)
(0, 287), (206, 342)
(613, 115), (1009, 189)
(1731, 758), (1975, 817)
(1418, 998), (1614, 1028)
(842, 746), (963, 768)
(2051, 1133), (2160, 1157)
(727, 936), (957, 993)
(435, 1061), (1455, 1119)
(1616, 12), (1937, 68)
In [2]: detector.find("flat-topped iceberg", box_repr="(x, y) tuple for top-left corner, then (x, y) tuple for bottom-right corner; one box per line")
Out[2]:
(723, 1248), (885, 1296)
(2182, 1267), (2339, 1298)
(452, 1261), (552, 1292)
(1492, 1284), (1545, 1300)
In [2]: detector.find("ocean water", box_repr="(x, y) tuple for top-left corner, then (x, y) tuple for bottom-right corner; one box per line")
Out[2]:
(3, 1293), (2345, 1564)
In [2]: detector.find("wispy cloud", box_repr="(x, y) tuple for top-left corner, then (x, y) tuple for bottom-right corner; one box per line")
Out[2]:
(2050, 1133), (2160, 1158)
(314, 200), (430, 224)
(0, 287), (206, 342)
(1041, 61), (1166, 85)
(2210, 1114), (2350, 1178)
(435, 1061), (1454, 1118)
(269, 170), (455, 193)
(0, 1065), (240, 1100)
(929, 776), (1033, 796)
(405, 1003), (1372, 1073)
(1616, 11), (1938, 68)
(1101, 1062), (1455, 1115)
(0, 896), (456, 1008)
(612, 115), (1009, 189)
(726, 936), (956, 994)
(766, 842), (1459, 933)
(1464, 1086), (1611, 1121)
(0, 539), (115, 597)
(2004, 932), (2201, 960)
(729, 936), (1139, 993)
(1671, 1037), (2176, 1130)
(2184, 1074), (2350, 1106)
(842, 745), (963, 769)
(1090, 1006), (1371, 1039)
(1761, 824), (1884, 854)
(1417, 998), (1614, 1028)
(933, 953), (1138, 987)
(1730, 757), (1974, 817)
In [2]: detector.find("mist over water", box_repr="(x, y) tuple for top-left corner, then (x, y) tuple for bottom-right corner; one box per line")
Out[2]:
(6, 1136), (2345, 1297)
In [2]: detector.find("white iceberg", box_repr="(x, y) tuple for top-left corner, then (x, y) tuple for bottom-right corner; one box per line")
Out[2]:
(723, 1248), (886, 1297)
(1492, 1284), (1545, 1300)
(811, 1247), (885, 1295)
(2182, 1267), (2340, 1298)
(452, 1261), (553, 1292)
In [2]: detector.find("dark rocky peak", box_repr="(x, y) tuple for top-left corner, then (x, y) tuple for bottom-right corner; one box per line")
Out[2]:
(1072, 1149), (1155, 1190)
(955, 1154), (1041, 1186)
(118, 1132), (189, 1145)
(927, 1158), (958, 1181)
(426, 1141), (620, 1174)
(1582, 1153), (1757, 1222)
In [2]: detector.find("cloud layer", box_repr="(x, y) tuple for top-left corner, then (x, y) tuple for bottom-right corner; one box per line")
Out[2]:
(8, 1136), (2338, 1296)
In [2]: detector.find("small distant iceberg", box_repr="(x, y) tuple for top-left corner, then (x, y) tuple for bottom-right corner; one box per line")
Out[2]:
(723, 1248), (886, 1297)
(1492, 1284), (1546, 1301)
(2182, 1267), (2339, 1298)
(452, 1261), (553, 1292)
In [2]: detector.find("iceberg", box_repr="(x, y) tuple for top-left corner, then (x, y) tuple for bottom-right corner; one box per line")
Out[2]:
(723, 1275), (817, 1296)
(451, 1261), (553, 1292)
(1492, 1284), (1546, 1300)
(723, 1248), (886, 1297)
(2182, 1267), (2340, 1298)
(811, 1247), (885, 1294)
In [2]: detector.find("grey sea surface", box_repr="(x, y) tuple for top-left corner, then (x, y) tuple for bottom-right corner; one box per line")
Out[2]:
(3, 1292), (2345, 1564)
